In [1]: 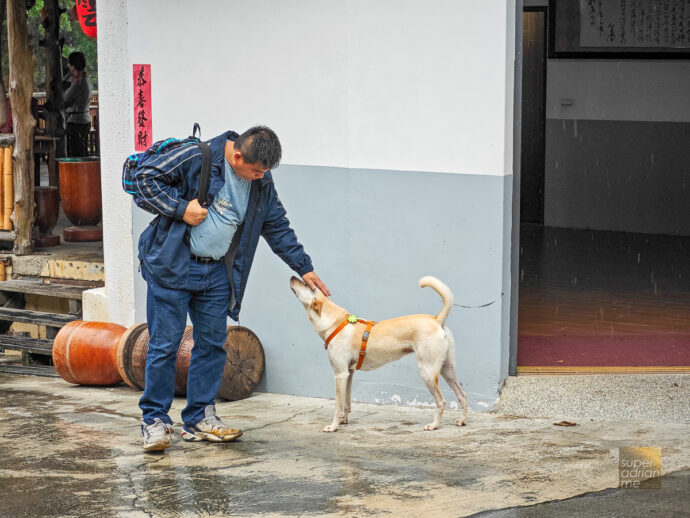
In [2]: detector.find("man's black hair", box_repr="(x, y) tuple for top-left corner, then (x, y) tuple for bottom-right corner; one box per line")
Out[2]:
(234, 126), (282, 170)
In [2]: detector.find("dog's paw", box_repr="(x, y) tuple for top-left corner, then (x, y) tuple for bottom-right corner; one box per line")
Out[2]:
(322, 425), (339, 432)
(455, 417), (467, 426)
(338, 416), (349, 424)
(423, 423), (439, 431)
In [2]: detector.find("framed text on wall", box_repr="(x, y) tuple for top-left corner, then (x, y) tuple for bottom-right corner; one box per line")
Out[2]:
(550, 0), (690, 58)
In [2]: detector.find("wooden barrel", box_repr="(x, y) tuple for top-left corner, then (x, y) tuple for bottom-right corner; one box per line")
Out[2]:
(114, 322), (148, 390)
(219, 326), (265, 401)
(58, 158), (102, 226)
(116, 324), (194, 395)
(52, 321), (127, 385)
(116, 324), (265, 400)
(175, 328), (195, 395)
(34, 186), (60, 247)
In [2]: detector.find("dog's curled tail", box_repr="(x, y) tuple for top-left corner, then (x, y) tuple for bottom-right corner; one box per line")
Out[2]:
(419, 276), (454, 325)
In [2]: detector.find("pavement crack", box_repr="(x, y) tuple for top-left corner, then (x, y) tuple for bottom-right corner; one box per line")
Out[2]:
(125, 468), (153, 517)
(243, 403), (332, 432)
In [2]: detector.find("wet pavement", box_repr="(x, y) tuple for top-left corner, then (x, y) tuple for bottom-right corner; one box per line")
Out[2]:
(470, 469), (690, 517)
(1, 374), (688, 517)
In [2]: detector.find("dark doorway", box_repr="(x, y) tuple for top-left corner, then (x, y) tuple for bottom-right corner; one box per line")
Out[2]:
(515, 6), (690, 373)
(520, 8), (546, 225)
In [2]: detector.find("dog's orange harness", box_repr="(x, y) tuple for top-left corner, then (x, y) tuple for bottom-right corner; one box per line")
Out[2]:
(324, 315), (377, 370)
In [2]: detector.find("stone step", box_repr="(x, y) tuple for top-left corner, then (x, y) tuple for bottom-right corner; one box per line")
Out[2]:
(494, 374), (689, 424)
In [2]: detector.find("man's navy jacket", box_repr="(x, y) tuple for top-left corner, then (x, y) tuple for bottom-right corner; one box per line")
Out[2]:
(131, 130), (313, 320)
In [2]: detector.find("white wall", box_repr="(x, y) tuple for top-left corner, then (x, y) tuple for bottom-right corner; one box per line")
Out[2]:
(95, 0), (516, 409)
(126, 0), (513, 176)
(547, 60), (690, 122)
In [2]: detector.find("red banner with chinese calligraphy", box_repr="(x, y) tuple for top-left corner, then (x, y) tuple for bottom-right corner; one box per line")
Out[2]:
(75, 0), (97, 38)
(133, 65), (152, 151)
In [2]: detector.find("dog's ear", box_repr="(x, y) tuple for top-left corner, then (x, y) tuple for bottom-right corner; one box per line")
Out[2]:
(310, 299), (323, 315)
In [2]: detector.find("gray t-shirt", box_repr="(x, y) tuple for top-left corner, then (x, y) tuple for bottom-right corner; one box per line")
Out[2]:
(190, 159), (251, 259)
(64, 77), (92, 125)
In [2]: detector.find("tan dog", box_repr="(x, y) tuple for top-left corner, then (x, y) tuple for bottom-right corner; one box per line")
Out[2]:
(290, 275), (467, 432)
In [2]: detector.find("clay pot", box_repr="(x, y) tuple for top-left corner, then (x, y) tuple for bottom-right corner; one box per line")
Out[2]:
(58, 157), (102, 241)
(52, 321), (127, 385)
(116, 324), (265, 401)
(33, 186), (60, 247)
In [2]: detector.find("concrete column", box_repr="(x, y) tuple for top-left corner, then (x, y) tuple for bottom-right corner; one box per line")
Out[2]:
(84, 0), (135, 325)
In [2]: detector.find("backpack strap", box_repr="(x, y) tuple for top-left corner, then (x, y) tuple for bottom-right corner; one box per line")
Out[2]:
(191, 123), (212, 206)
(196, 141), (211, 206)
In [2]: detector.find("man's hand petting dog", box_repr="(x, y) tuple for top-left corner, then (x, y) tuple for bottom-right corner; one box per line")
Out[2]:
(301, 271), (331, 297)
(290, 275), (467, 432)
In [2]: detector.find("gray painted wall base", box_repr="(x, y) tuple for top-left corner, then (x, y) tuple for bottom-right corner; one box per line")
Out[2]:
(132, 165), (512, 411)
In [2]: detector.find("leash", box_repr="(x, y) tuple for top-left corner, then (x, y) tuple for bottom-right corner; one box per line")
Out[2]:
(324, 315), (377, 370)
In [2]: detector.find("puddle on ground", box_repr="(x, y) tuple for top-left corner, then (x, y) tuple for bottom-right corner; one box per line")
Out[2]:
(1, 386), (444, 517)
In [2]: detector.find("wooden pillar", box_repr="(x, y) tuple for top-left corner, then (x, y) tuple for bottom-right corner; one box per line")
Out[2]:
(7, 0), (36, 255)
(43, 0), (64, 171)
(0, 2), (7, 129)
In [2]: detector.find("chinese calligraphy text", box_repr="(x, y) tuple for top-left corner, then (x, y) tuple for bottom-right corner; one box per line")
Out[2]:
(133, 65), (152, 151)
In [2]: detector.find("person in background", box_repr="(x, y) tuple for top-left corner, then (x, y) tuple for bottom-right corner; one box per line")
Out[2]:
(63, 51), (92, 157)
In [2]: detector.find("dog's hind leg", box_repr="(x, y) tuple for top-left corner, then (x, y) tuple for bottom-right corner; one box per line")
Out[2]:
(440, 327), (467, 426)
(419, 366), (445, 431)
(441, 362), (467, 426)
(341, 369), (355, 424)
(324, 372), (349, 432)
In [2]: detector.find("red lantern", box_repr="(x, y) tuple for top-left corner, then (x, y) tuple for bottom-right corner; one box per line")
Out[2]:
(75, 0), (97, 39)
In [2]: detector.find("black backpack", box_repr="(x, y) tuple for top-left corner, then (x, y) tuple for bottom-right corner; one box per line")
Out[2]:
(122, 123), (211, 212)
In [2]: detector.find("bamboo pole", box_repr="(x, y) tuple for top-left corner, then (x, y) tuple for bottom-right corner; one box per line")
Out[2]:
(0, 146), (4, 230)
(3, 146), (12, 230)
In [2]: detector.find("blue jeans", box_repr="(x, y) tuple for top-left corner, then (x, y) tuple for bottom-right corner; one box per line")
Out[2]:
(139, 260), (230, 426)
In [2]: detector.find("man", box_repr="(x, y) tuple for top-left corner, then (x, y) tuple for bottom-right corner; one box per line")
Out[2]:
(131, 126), (329, 451)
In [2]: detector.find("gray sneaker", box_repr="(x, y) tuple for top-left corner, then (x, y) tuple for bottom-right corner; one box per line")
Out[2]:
(181, 405), (243, 443)
(142, 418), (173, 451)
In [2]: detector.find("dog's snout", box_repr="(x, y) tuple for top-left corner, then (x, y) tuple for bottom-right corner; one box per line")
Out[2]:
(290, 276), (305, 295)
(290, 276), (307, 290)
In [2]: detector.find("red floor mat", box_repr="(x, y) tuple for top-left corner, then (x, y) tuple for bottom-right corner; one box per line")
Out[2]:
(518, 335), (690, 366)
